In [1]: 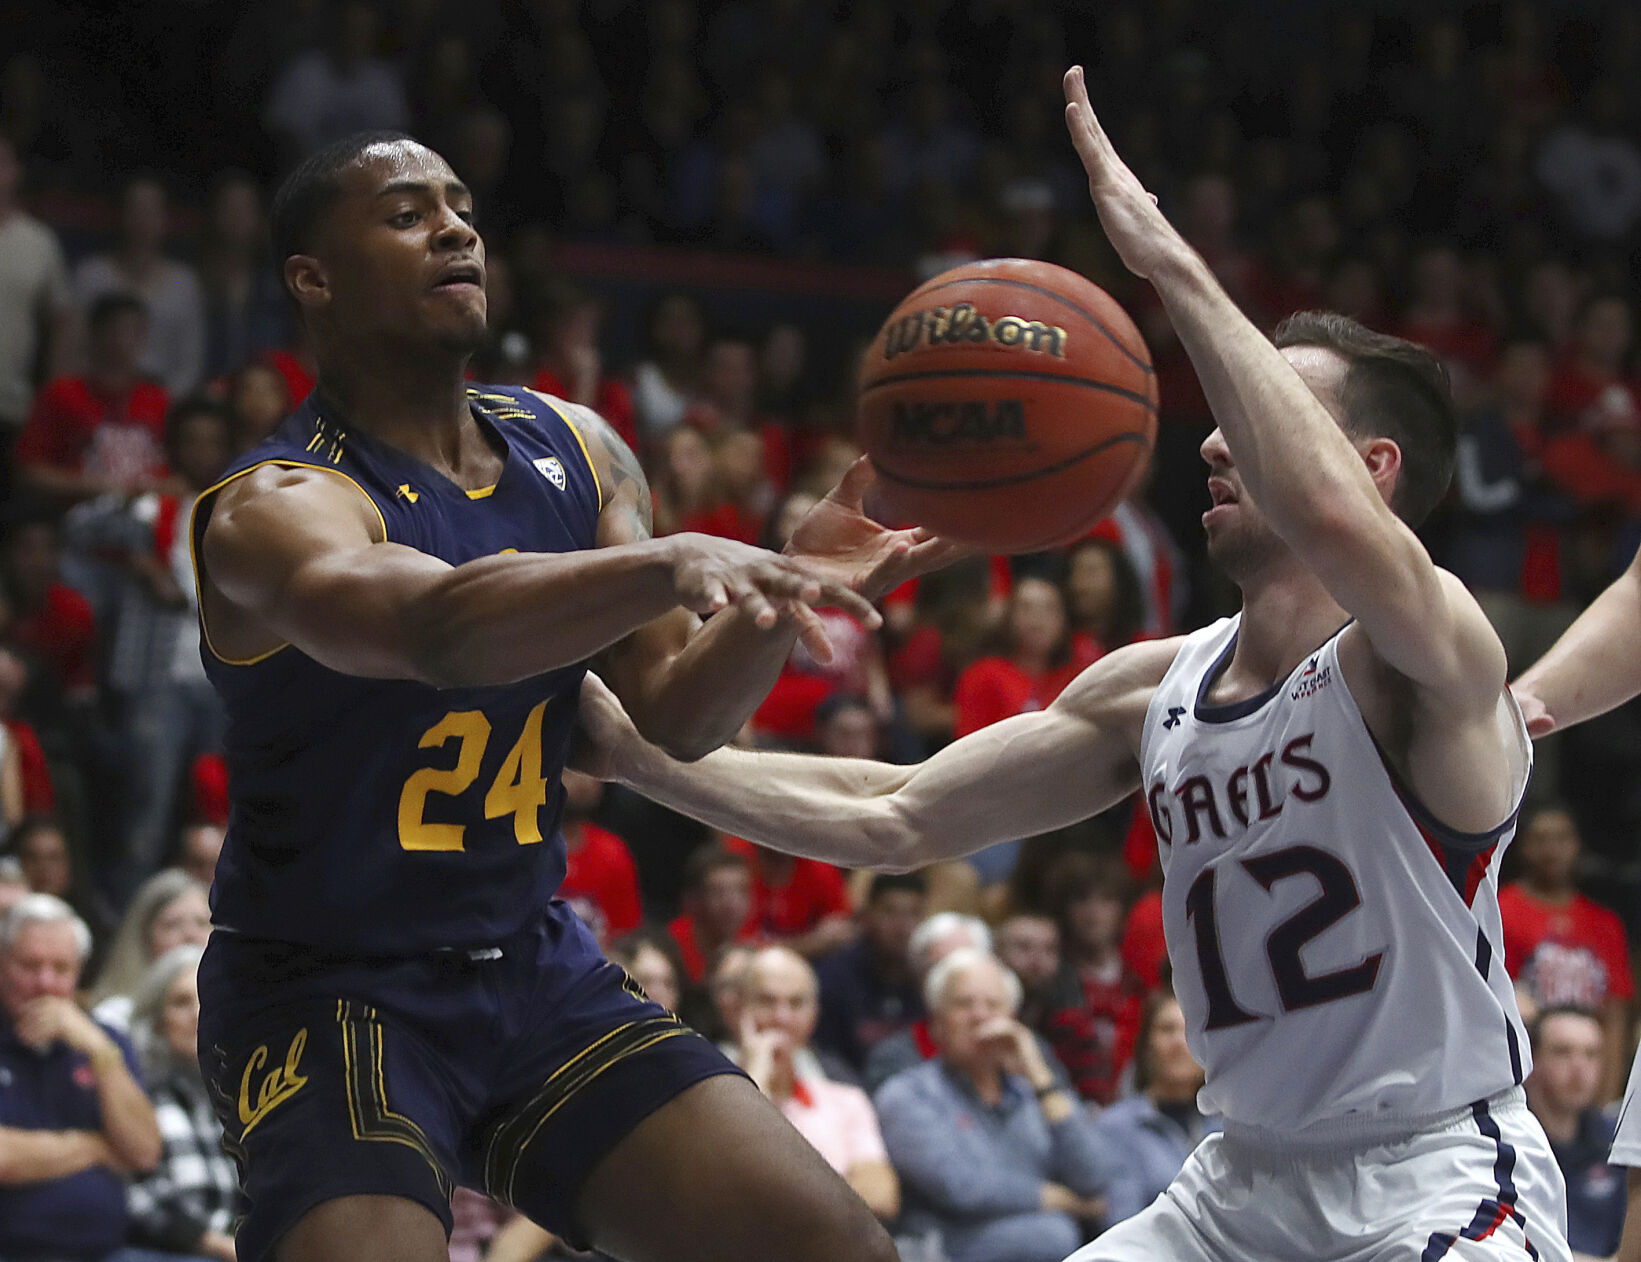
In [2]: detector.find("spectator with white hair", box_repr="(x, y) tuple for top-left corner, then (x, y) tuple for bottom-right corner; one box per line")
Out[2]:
(874, 948), (1116, 1262)
(125, 944), (242, 1261)
(862, 912), (990, 1093)
(0, 893), (162, 1261)
(734, 946), (900, 1221)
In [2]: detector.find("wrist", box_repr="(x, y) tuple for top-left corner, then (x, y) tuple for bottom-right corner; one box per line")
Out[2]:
(87, 1039), (123, 1074)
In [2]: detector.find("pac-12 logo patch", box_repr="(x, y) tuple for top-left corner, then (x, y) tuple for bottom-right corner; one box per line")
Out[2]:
(533, 456), (567, 490)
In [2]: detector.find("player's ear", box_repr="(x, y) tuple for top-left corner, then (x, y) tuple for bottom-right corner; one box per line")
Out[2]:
(1360, 436), (1402, 502)
(284, 254), (330, 311)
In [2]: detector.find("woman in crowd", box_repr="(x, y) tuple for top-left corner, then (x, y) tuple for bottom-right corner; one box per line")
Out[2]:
(1089, 989), (1216, 1225)
(89, 868), (211, 1030)
(1061, 537), (1145, 660)
(125, 944), (242, 1261)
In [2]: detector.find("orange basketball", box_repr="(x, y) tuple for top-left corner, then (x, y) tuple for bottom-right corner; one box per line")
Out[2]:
(858, 258), (1157, 553)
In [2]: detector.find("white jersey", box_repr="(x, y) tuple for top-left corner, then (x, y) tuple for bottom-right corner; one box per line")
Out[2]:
(1144, 615), (1531, 1135)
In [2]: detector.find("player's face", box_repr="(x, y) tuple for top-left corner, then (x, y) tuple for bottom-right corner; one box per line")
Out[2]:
(308, 141), (487, 353)
(0, 922), (82, 1018)
(1529, 1014), (1602, 1113)
(745, 957), (818, 1047)
(1200, 346), (1353, 581)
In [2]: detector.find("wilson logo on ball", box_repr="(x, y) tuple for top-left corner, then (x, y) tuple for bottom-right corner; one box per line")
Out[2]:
(882, 303), (1067, 360)
(889, 399), (1030, 448)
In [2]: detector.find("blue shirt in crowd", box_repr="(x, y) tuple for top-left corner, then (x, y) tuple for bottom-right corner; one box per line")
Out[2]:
(1088, 1093), (1221, 1225)
(1550, 1107), (1626, 1258)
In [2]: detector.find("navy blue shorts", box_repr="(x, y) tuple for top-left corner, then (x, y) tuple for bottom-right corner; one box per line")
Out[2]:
(197, 904), (740, 1262)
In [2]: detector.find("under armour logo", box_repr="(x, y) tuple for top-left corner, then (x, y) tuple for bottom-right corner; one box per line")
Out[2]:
(1162, 706), (1186, 729)
(396, 483), (419, 503)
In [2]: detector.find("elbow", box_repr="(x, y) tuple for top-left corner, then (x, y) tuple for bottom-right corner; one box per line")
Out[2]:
(124, 1134), (162, 1176)
(866, 798), (927, 874)
(629, 711), (723, 763)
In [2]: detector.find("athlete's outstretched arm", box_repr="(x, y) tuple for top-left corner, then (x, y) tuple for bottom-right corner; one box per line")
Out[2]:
(199, 462), (876, 700)
(579, 408), (959, 760)
(578, 639), (1176, 871)
(1513, 544), (1641, 736)
(1062, 67), (1503, 715)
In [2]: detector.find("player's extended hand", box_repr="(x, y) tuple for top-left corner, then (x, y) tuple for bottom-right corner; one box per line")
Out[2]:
(785, 457), (972, 602)
(1062, 65), (1192, 281)
(660, 530), (883, 640)
(1511, 684), (1556, 738)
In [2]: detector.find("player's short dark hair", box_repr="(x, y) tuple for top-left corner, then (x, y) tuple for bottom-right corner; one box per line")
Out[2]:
(87, 292), (147, 334)
(164, 395), (236, 459)
(1271, 311), (1456, 528)
(865, 872), (927, 903)
(1527, 1004), (1601, 1051)
(270, 130), (418, 268)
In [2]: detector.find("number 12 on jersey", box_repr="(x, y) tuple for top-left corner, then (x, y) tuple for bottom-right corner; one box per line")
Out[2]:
(1185, 844), (1383, 1030)
(397, 702), (552, 851)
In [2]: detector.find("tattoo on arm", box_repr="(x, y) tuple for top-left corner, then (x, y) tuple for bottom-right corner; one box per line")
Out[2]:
(578, 406), (653, 541)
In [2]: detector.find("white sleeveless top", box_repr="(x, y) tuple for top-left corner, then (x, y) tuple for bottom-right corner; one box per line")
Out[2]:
(1143, 616), (1531, 1135)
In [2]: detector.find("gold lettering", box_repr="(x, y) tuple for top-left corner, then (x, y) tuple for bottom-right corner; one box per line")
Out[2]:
(237, 1028), (309, 1137)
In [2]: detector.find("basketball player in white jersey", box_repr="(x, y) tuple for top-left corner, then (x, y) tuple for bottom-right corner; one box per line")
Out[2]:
(1512, 498), (1641, 1262)
(575, 67), (1571, 1261)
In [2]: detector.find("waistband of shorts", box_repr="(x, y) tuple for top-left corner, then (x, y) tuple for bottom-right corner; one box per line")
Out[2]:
(1220, 1085), (1527, 1151)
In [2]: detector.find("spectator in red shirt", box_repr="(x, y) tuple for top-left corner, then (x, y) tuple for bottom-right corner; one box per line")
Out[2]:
(1119, 886), (1168, 994)
(2, 512), (97, 702)
(556, 769), (642, 947)
(1499, 804), (1634, 1100)
(1041, 854), (1146, 1106)
(1061, 537), (1144, 662)
(683, 336), (793, 494)
(527, 281), (639, 454)
(0, 649), (52, 816)
(1545, 294), (1641, 444)
(953, 577), (1095, 739)
(888, 557), (1004, 751)
(723, 836), (855, 960)
(668, 843), (761, 983)
(17, 294), (170, 505)
(1394, 243), (1499, 403)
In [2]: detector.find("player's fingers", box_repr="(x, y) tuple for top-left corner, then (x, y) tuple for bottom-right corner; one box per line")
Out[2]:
(728, 577), (780, 629)
(792, 604), (835, 663)
(816, 578), (883, 628)
(697, 576), (730, 614)
(831, 454), (877, 506)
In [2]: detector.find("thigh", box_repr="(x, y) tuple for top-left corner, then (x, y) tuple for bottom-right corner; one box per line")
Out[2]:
(574, 1074), (897, 1262)
(1066, 1191), (1227, 1262)
(198, 979), (465, 1262)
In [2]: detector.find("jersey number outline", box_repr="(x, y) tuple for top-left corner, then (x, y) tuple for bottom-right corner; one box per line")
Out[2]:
(397, 701), (551, 851)
(1184, 843), (1383, 1030)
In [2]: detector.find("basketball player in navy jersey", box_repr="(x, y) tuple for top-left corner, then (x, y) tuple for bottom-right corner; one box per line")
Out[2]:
(188, 131), (946, 1262)
(575, 69), (1573, 1261)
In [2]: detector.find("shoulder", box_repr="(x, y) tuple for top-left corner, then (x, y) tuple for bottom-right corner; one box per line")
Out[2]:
(205, 460), (386, 554)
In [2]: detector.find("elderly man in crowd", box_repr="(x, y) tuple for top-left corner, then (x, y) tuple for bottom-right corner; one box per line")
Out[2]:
(735, 945), (900, 1223)
(0, 893), (162, 1262)
(874, 947), (1116, 1262)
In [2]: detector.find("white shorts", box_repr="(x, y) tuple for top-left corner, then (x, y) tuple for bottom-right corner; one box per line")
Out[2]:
(1610, 1042), (1641, 1167)
(1066, 1088), (1570, 1262)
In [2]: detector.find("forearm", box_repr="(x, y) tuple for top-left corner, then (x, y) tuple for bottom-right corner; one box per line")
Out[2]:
(0, 1127), (110, 1183)
(847, 1159), (901, 1220)
(1153, 254), (1383, 538)
(93, 1057), (161, 1171)
(1515, 567), (1641, 731)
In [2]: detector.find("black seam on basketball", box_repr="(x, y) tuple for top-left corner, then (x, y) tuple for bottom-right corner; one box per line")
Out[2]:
(904, 275), (1156, 374)
(874, 430), (1151, 491)
(861, 366), (1158, 411)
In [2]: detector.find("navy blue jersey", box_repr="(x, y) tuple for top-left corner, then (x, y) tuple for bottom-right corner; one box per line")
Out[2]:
(191, 385), (604, 953)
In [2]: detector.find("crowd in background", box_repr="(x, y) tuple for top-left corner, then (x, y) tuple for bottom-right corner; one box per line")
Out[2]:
(5, 0), (1641, 1259)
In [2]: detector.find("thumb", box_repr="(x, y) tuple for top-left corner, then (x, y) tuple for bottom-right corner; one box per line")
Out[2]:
(829, 455), (876, 509)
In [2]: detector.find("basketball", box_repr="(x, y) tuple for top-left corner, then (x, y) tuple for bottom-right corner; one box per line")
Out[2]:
(858, 258), (1158, 553)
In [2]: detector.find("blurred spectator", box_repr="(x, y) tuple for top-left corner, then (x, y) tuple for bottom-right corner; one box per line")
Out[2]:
(88, 870), (211, 1033)
(812, 693), (882, 761)
(1499, 805), (1633, 1101)
(0, 136), (72, 498)
(724, 836), (855, 960)
(556, 768), (642, 947)
(994, 911), (1073, 1033)
(73, 177), (204, 397)
(734, 946), (899, 1220)
(1525, 1006), (1625, 1259)
(953, 577), (1092, 739)
(629, 291), (707, 442)
(1119, 880), (1168, 993)
(863, 912), (992, 1094)
(1395, 244), (1497, 404)
(875, 948), (1113, 1262)
(877, 78), (980, 201)
(0, 713), (21, 842)
(1086, 491), (1185, 641)
(228, 360), (294, 452)
(0, 650), (55, 822)
(263, 2), (409, 163)
(18, 293), (170, 506)
(1091, 989), (1216, 1225)
(174, 823), (223, 889)
(124, 944), (241, 1262)
(528, 281), (639, 454)
(0, 855), (27, 917)
(609, 927), (688, 1016)
(889, 556), (1003, 750)
(1062, 537), (1146, 660)
(1535, 79), (1641, 246)
(814, 872), (927, 1075)
(1545, 294), (1640, 443)
(67, 397), (232, 897)
(3, 509), (98, 702)
(667, 843), (759, 983)
(196, 170), (288, 381)
(0, 893), (161, 1261)
(685, 336), (792, 493)
(1042, 855), (1146, 1106)
(8, 815), (77, 903)
(651, 425), (727, 538)
(702, 941), (757, 1043)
